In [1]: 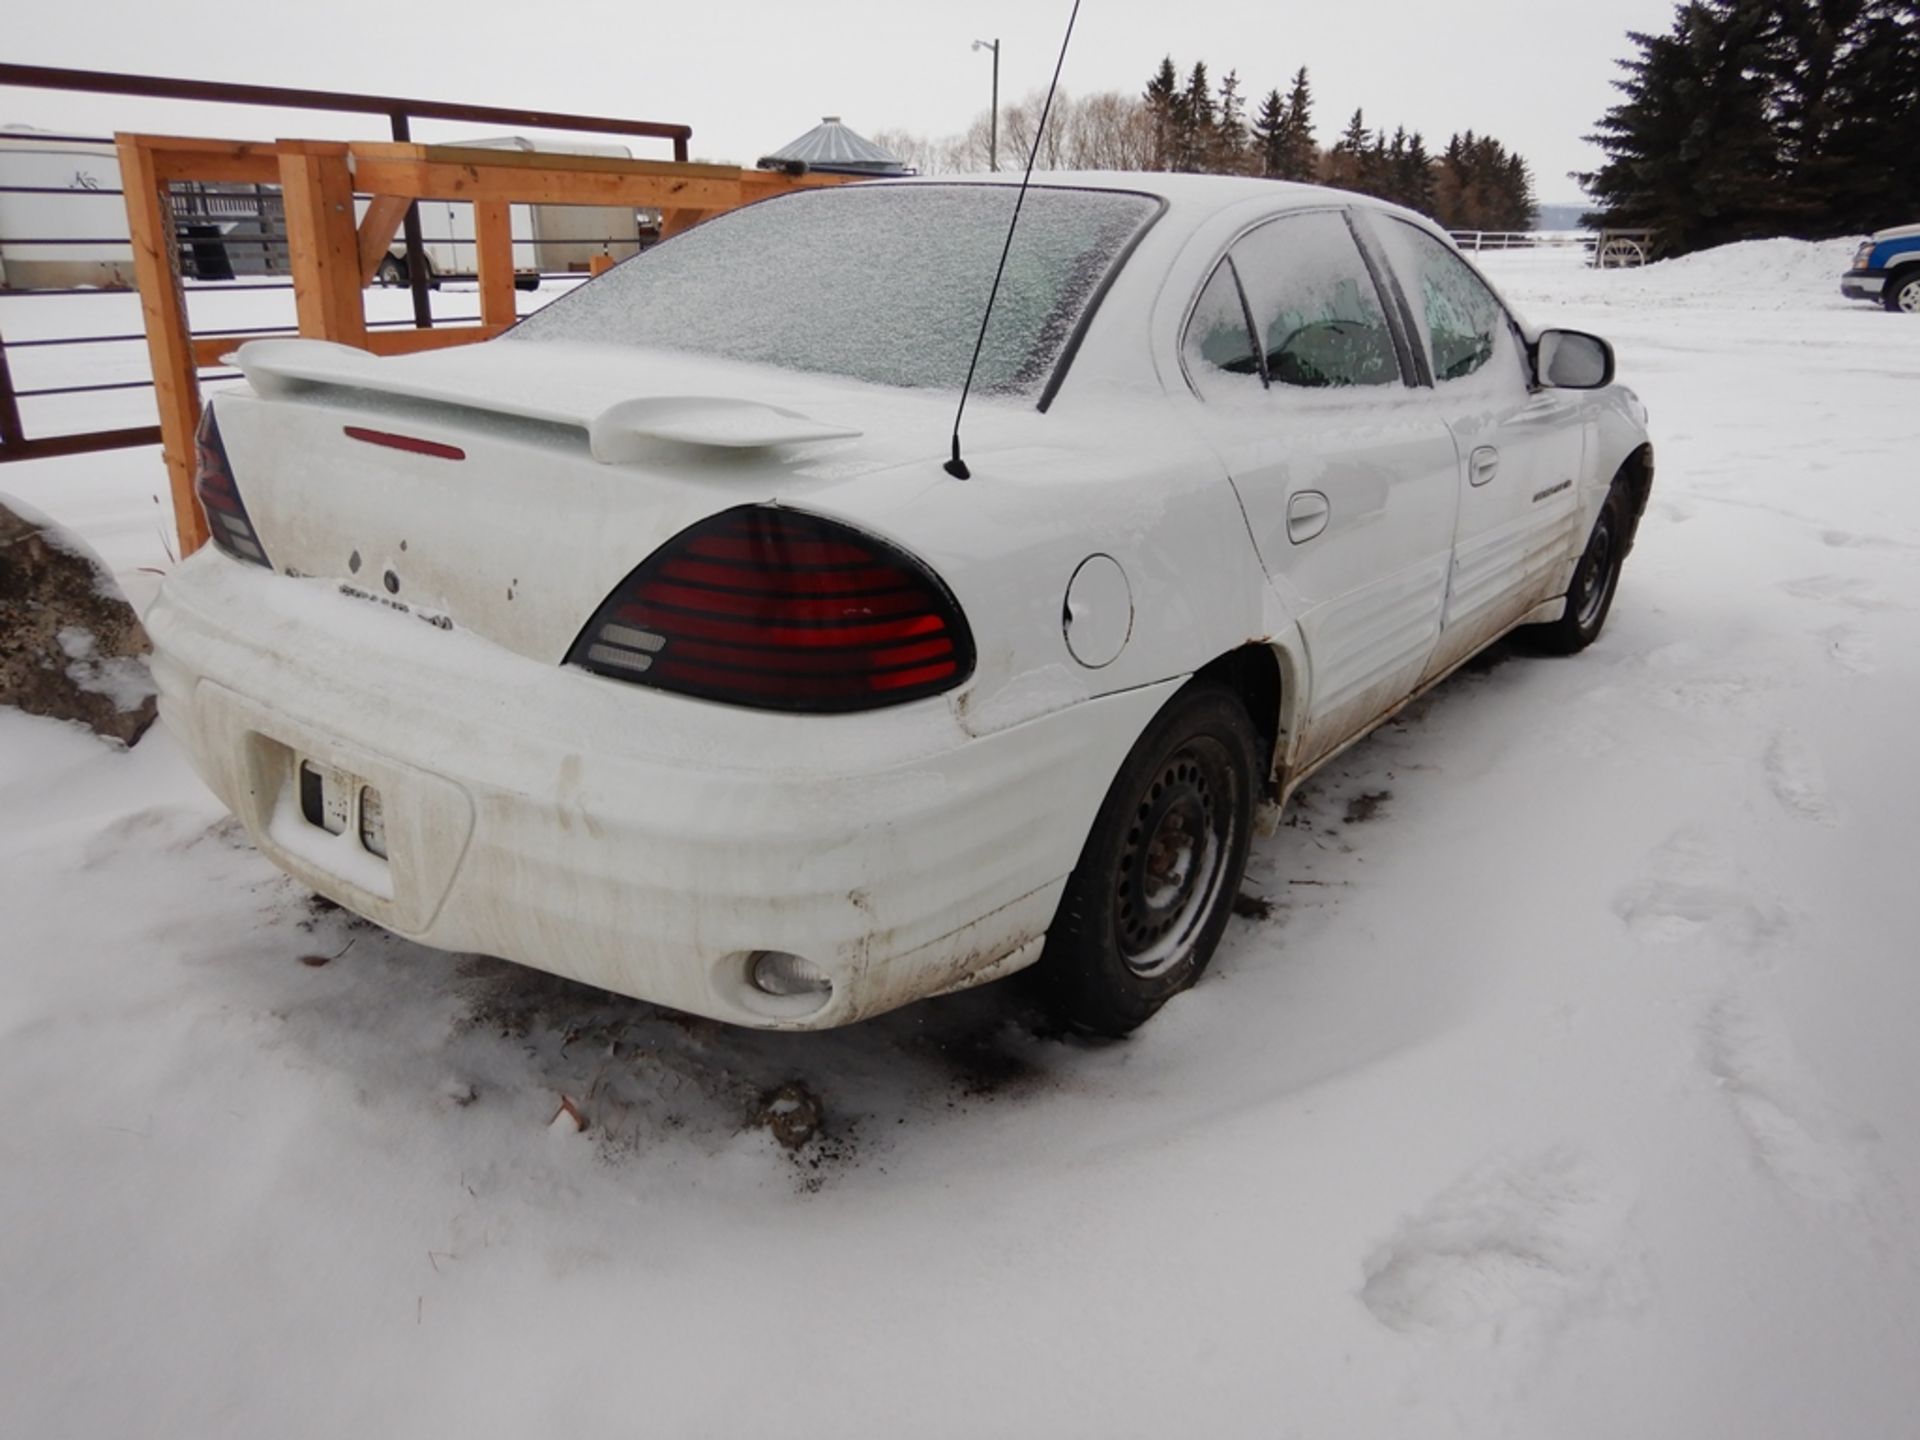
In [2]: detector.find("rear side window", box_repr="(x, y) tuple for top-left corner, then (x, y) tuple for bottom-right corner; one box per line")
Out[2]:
(1229, 211), (1401, 390)
(1182, 258), (1263, 397)
(1375, 219), (1526, 387)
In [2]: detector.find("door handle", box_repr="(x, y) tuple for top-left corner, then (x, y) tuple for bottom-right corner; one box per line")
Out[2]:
(1286, 490), (1331, 544)
(1470, 446), (1500, 487)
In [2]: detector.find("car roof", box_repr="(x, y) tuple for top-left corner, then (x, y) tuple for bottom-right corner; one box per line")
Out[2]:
(853, 170), (1427, 245)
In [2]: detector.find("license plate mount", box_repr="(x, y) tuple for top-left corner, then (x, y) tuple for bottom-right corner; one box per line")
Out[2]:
(298, 758), (387, 859)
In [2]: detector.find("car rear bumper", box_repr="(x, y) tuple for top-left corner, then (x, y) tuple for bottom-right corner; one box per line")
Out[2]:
(1842, 270), (1886, 300)
(146, 553), (1173, 1029)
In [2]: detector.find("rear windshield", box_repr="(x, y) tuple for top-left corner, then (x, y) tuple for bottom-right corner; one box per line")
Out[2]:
(505, 183), (1159, 397)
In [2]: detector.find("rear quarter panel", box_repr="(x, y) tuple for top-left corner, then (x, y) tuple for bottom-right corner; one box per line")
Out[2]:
(826, 403), (1265, 740)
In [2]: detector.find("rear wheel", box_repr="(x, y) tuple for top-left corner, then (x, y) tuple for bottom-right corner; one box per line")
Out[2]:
(1037, 682), (1259, 1037)
(1525, 484), (1629, 655)
(1884, 269), (1920, 314)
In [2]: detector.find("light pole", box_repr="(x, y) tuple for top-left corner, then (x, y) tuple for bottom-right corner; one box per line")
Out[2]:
(972, 37), (1000, 172)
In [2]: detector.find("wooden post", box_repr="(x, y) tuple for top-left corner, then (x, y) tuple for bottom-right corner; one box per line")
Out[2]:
(659, 208), (707, 240)
(277, 141), (367, 347)
(473, 199), (518, 330)
(115, 133), (847, 559)
(356, 194), (412, 283)
(116, 134), (209, 557)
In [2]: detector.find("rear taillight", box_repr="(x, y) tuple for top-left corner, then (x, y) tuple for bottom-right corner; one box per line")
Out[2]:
(193, 407), (271, 568)
(567, 506), (975, 712)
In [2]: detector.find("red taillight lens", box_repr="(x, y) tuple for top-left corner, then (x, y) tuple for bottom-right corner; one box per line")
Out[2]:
(192, 407), (271, 568)
(568, 507), (975, 712)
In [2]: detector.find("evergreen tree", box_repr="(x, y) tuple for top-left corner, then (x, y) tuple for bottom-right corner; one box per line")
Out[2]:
(1433, 131), (1536, 230)
(1271, 66), (1318, 181)
(1761, 0), (1920, 230)
(1215, 69), (1250, 173)
(1827, 1), (1920, 227)
(1251, 88), (1288, 177)
(1178, 61), (1217, 172)
(1580, 0), (1920, 253)
(1404, 131), (1437, 214)
(1324, 108), (1371, 189)
(1582, 5), (1777, 251)
(1143, 57), (1181, 171)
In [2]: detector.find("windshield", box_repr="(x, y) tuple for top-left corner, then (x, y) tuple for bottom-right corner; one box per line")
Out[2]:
(505, 183), (1160, 397)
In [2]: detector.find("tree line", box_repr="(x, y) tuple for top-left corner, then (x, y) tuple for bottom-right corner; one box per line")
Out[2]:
(1582, 1), (1920, 255)
(874, 56), (1539, 232)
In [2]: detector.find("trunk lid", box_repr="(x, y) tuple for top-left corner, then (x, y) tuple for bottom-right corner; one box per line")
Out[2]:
(211, 338), (990, 664)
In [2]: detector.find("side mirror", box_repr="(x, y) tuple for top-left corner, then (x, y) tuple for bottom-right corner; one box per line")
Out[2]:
(1536, 329), (1615, 389)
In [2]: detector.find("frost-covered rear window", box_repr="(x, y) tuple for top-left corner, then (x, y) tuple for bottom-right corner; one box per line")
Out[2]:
(505, 184), (1159, 397)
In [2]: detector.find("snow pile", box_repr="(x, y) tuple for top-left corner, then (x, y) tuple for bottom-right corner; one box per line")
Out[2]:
(1489, 235), (1864, 312)
(3, 236), (1919, 1438)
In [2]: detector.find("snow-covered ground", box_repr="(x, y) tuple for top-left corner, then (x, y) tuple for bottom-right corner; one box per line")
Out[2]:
(4, 239), (1917, 1437)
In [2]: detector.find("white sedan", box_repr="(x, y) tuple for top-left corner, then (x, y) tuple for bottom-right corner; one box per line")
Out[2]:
(148, 173), (1652, 1035)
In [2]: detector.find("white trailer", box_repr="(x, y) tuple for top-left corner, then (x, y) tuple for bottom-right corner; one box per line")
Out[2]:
(375, 136), (653, 288)
(2, 127), (653, 293)
(0, 127), (135, 289)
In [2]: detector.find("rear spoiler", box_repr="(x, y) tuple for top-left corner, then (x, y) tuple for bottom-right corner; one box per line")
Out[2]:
(231, 339), (862, 458)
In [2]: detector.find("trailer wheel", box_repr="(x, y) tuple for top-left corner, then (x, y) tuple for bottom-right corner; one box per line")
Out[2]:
(374, 255), (406, 287)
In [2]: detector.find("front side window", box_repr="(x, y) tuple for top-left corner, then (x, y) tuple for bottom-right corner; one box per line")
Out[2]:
(1229, 211), (1401, 390)
(506, 184), (1160, 398)
(1375, 219), (1526, 388)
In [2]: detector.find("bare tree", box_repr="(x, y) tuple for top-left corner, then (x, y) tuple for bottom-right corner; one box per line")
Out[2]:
(871, 90), (1155, 178)
(1064, 92), (1155, 169)
(866, 128), (939, 175)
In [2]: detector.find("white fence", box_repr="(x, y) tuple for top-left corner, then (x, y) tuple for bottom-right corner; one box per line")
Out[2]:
(1448, 229), (1655, 269)
(1449, 230), (1592, 252)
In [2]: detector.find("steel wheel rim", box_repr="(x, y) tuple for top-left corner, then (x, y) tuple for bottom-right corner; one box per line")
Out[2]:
(1574, 511), (1618, 631)
(1114, 736), (1237, 977)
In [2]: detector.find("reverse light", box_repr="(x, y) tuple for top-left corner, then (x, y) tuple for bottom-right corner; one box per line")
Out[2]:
(567, 506), (975, 712)
(192, 407), (271, 567)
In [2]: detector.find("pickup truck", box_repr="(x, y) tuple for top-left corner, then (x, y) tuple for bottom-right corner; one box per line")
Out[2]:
(1843, 223), (1920, 311)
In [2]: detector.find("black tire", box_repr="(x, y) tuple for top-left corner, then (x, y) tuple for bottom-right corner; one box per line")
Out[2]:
(1884, 269), (1920, 314)
(374, 254), (406, 287)
(1525, 484), (1629, 655)
(1037, 682), (1260, 1037)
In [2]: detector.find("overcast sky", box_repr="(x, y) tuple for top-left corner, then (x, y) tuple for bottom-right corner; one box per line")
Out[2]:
(11, 0), (1681, 201)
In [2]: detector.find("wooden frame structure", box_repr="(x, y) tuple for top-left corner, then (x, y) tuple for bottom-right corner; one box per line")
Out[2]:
(116, 133), (845, 555)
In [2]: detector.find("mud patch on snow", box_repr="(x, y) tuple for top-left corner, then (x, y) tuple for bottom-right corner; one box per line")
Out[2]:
(922, 1009), (1053, 1101)
(439, 954), (1063, 1184)
(1342, 790), (1392, 825)
(1231, 890), (1275, 920)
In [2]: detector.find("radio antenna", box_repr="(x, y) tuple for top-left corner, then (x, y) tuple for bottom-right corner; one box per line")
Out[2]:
(943, 0), (1083, 480)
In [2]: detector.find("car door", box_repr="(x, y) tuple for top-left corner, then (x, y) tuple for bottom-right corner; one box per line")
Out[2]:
(1361, 215), (1589, 682)
(1180, 208), (1462, 770)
